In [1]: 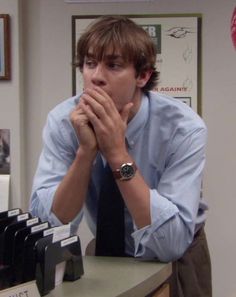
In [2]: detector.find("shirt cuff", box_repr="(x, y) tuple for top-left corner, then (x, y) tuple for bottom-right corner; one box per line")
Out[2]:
(132, 189), (179, 258)
(34, 186), (83, 234)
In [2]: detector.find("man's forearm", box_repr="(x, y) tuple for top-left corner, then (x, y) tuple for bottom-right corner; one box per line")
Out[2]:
(52, 148), (96, 224)
(117, 170), (151, 229)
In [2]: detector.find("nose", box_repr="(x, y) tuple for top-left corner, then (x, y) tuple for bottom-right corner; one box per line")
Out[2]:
(91, 64), (106, 87)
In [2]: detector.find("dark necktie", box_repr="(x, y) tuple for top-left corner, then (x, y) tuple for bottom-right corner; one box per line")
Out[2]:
(95, 162), (125, 257)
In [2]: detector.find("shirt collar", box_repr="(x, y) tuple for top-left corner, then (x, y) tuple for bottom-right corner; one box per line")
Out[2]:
(126, 93), (149, 149)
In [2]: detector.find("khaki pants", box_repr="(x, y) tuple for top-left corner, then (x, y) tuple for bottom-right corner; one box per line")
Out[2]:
(170, 227), (212, 297)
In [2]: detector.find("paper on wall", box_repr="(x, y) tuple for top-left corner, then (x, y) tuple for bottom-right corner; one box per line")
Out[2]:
(0, 174), (10, 212)
(52, 224), (71, 286)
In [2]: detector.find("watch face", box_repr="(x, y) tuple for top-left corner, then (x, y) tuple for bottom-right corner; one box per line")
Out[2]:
(120, 163), (135, 180)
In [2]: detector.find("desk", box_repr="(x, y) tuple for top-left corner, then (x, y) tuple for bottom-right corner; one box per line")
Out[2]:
(47, 256), (171, 297)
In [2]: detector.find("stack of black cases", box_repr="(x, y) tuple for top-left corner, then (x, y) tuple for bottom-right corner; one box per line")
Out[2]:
(0, 208), (84, 296)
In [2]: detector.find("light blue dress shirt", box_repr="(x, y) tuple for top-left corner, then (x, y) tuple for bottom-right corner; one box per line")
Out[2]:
(30, 91), (208, 262)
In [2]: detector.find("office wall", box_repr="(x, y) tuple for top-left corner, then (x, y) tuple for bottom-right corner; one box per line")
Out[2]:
(0, 0), (236, 296)
(0, 0), (25, 209)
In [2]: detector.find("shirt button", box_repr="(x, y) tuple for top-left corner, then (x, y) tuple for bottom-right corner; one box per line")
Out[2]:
(130, 140), (135, 147)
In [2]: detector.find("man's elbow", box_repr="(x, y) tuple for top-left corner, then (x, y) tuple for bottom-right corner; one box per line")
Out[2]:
(140, 232), (192, 262)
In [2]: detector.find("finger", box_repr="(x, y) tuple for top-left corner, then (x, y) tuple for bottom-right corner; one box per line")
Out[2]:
(71, 103), (90, 127)
(90, 86), (111, 100)
(74, 96), (88, 111)
(81, 93), (106, 120)
(120, 103), (134, 124)
(84, 87), (116, 115)
(82, 92), (117, 128)
(80, 102), (101, 128)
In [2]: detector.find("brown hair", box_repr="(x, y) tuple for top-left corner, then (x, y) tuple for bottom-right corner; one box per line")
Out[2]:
(74, 15), (159, 92)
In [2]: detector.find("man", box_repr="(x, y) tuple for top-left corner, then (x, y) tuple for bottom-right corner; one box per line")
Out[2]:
(30, 16), (211, 296)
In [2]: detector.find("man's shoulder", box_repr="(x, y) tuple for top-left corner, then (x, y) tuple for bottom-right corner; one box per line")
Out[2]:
(48, 94), (80, 121)
(148, 91), (206, 130)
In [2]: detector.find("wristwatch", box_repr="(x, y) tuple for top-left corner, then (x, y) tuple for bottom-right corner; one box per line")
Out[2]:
(113, 162), (137, 181)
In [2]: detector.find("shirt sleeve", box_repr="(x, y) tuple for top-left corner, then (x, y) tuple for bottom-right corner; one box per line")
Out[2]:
(132, 127), (207, 262)
(29, 110), (83, 234)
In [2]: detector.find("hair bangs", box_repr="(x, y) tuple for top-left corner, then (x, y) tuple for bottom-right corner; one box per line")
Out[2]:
(85, 28), (132, 63)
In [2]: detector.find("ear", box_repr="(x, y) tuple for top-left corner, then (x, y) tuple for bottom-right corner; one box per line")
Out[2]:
(136, 70), (153, 88)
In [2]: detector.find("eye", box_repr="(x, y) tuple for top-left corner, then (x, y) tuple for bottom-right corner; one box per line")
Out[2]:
(84, 58), (97, 68)
(107, 62), (123, 70)
(108, 62), (118, 69)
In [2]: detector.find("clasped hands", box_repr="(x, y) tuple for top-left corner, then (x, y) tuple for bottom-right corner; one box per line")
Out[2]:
(70, 87), (133, 163)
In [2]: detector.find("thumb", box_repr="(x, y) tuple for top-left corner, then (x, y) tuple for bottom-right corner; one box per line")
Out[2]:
(120, 103), (134, 124)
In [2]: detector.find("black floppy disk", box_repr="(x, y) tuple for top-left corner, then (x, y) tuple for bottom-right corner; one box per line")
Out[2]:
(35, 235), (84, 296)
(11, 217), (41, 284)
(0, 211), (30, 265)
(0, 208), (21, 219)
(22, 222), (51, 282)
(2, 213), (33, 266)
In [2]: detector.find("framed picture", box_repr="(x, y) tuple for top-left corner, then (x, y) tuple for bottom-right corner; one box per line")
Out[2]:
(0, 129), (10, 174)
(0, 14), (11, 80)
(72, 14), (202, 114)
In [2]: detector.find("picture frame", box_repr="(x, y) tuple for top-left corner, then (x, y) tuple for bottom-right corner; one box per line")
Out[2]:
(0, 14), (11, 80)
(0, 128), (10, 175)
(67, 0), (153, 2)
(72, 14), (202, 115)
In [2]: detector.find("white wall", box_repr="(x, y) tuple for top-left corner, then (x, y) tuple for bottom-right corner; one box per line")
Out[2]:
(0, 0), (236, 296)
(0, 0), (25, 209)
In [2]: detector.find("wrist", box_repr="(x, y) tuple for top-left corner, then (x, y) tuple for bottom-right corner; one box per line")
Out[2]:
(76, 146), (97, 163)
(106, 152), (132, 171)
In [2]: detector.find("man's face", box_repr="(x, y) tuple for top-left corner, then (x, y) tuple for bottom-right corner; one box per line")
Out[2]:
(82, 49), (146, 112)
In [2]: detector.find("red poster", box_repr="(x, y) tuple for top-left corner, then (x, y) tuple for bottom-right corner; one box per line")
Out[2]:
(231, 7), (236, 49)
